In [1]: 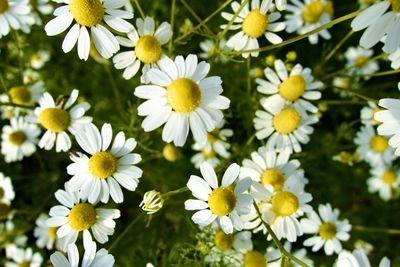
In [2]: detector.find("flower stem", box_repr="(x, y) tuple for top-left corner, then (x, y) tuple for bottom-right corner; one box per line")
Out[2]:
(108, 213), (145, 252)
(168, 0), (176, 54)
(0, 102), (34, 109)
(133, 0), (145, 19)
(218, 0), (249, 40)
(162, 186), (189, 199)
(180, 0), (215, 37)
(319, 30), (353, 68)
(353, 225), (400, 235)
(344, 68), (400, 78)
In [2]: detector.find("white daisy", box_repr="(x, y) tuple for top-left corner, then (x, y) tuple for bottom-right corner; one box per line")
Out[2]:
(285, 0), (334, 44)
(254, 102), (319, 154)
(46, 188), (120, 251)
(301, 203), (351, 255)
(185, 162), (253, 234)
(30, 50), (51, 69)
(221, 0), (285, 58)
(0, 0), (33, 38)
(34, 213), (59, 250)
(0, 172), (15, 205)
(332, 151), (356, 166)
(199, 39), (230, 63)
(367, 165), (400, 201)
(387, 46), (400, 69)
(66, 123), (142, 204)
(50, 241), (115, 267)
(191, 147), (221, 169)
(266, 241), (314, 266)
(0, 220), (28, 258)
(351, 0), (400, 54)
(256, 59), (323, 116)
(27, 89), (92, 152)
(335, 249), (390, 267)
(1, 117), (40, 162)
(5, 247), (43, 267)
(344, 46), (379, 78)
(361, 101), (382, 126)
(45, 0), (134, 60)
(113, 16), (172, 81)
(134, 54), (230, 147)
(354, 125), (395, 166)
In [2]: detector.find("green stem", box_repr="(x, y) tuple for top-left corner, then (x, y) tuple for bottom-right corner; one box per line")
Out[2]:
(103, 65), (124, 115)
(353, 225), (400, 235)
(0, 102), (35, 109)
(168, 0), (176, 54)
(162, 186), (189, 198)
(246, 57), (251, 93)
(332, 86), (377, 103)
(108, 213), (144, 252)
(0, 73), (8, 95)
(133, 0), (145, 18)
(218, 0), (249, 40)
(320, 30), (353, 68)
(343, 68), (400, 78)
(180, 0), (215, 37)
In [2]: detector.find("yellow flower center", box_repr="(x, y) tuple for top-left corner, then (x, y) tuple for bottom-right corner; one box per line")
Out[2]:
(244, 251), (267, 267)
(214, 230), (234, 251)
(382, 169), (397, 184)
(279, 75), (306, 101)
(355, 56), (368, 67)
(208, 187), (237, 216)
(88, 151), (118, 179)
(318, 222), (337, 240)
(339, 152), (352, 163)
(201, 148), (216, 159)
(167, 78), (202, 113)
(47, 227), (58, 239)
(8, 130), (27, 145)
(68, 203), (97, 231)
(371, 107), (382, 125)
(0, 0), (9, 14)
(271, 191), (299, 217)
(18, 262), (31, 267)
(0, 203), (10, 219)
(39, 108), (71, 133)
(273, 108), (301, 134)
(163, 144), (181, 162)
(390, 0), (400, 12)
(369, 135), (388, 153)
(135, 35), (162, 64)
(261, 169), (286, 191)
(242, 9), (269, 38)
(9, 86), (31, 105)
(207, 129), (220, 144)
(302, 1), (325, 23)
(69, 0), (104, 27)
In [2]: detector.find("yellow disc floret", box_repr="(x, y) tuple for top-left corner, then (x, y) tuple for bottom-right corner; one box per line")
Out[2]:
(47, 227), (58, 239)
(88, 151), (118, 179)
(163, 144), (181, 162)
(371, 107), (382, 125)
(271, 191), (299, 217)
(355, 56), (368, 67)
(273, 108), (301, 134)
(9, 86), (31, 105)
(8, 131), (26, 145)
(382, 170), (397, 184)
(390, 0), (400, 12)
(261, 168), (286, 191)
(39, 108), (71, 133)
(69, 0), (104, 27)
(202, 148), (216, 159)
(68, 203), (97, 231)
(244, 251), (267, 267)
(302, 1), (325, 23)
(369, 135), (388, 153)
(319, 222), (337, 240)
(135, 35), (162, 64)
(214, 230), (234, 251)
(0, 0), (9, 14)
(167, 78), (201, 113)
(242, 9), (269, 38)
(279, 75), (306, 101)
(208, 187), (237, 216)
(18, 262), (31, 267)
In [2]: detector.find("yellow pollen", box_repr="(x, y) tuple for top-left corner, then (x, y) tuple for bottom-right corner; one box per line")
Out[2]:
(8, 131), (26, 145)
(355, 56), (368, 67)
(88, 151), (117, 179)
(208, 187), (237, 216)
(167, 78), (201, 113)
(271, 191), (299, 217)
(390, 0), (400, 12)
(39, 108), (71, 133)
(273, 108), (301, 134)
(382, 170), (397, 184)
(214, 230), (234, 251)
(279, 75), (306, 101)
(135, 35), (162, 64)
(48, 227), (58, 239)
(0, 0), (9, 14)
(244, 251), (267, 267)
(9, 86), (31, 105)
(369, 135), (388, 153)
(68, 203), (97, 231)
(261, 169), (286, 191)
(319, 222), (337, 240)
(201, 148), (216, 159)
(0, 203), (10, 219)
(18, 262), (31, 267)
(69, 0), (104, 27)
(242, 9), (269, 38)
(163, 144), (181, 162)
(302, 1), (325, 23)
(372, 107), (382, 125)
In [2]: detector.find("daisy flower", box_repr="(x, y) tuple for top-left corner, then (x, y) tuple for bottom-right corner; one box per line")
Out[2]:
(34, 213), (59, 250)
(113, 16), (172, 81)
(361, 101), (382, 126)
(0, 172), (15, 205)
(50, 241), (115, 267)
(242, 250), (268, 267)
(354, 125), (395, 166)
(0, 0), (33, 38)
(27, 89), (92, 152)
(285, 0), (334, 44)
(332, 151), (356, 166)
(254, 102), (319, 154)
(185, 162), (253, 234)
(191, 147), (221, 169)
(45, 0), (134, 60)
(5, 247), (43, 267)
(256, 59), (323, 116)
(66, 123), (142, 204)
(367, 165), (400, 201)
(344, 46), (379, 78)
(134, 54), (230, 147)
(30, 50), (51, 69)
(46, 188), (120, 251)
(199, 39), (230, 63)
(1, 117), (40, 162)
(301, 203), (351, 255)
(6, 81), (45, 108)
(351, 0), (400, 54)
(221, 0), (285, 58)
(335, 249), (390, 267)
(266, 241), (314, 266)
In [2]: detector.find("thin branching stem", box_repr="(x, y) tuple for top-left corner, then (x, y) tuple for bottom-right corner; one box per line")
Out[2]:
(218, 0), (249, 40)
(169, 0), (177, 54)
(133, 0), (145, 19)
(108, 213), (145, 252)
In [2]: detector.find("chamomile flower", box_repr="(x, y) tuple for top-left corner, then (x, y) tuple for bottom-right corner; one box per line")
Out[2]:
(45, 0), (134, 60)
(335, 249), (391, 267)
(5, 247), (43, 267)
(7, 81), (45, 107)
(66, 123), (142, 204)
(0, 0), (33, 38)
(332, 151), (356, 166)
(0, 172), (14, 205)
(254, 102), (319, 154)
(1, 117), (40, 162)
(367, 165), (400, 201)
(301, 203), (351, 255)
(256, 59), (323, 115)
(351, 0), (400, 54)
(344, 46), (379, 77)
(134, 54), (230, 147)
(199, 39), (230, 63)
(266, 242), (314, 266)
(34, 213), (59, 250)
(221, 0), (285, 58)
(354, 125), (395, 166)
(242, 250), (268, 267)
(46, 188), (120, 251)
(191, 147), (221, 169)
(30, 50), (50, 69)
(113, 17), (172, 81)
(27, 89), (92, 152)
(361, 101), (382, 126)
(285, 0), (334, 44)
(185, 162), (253, 234)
